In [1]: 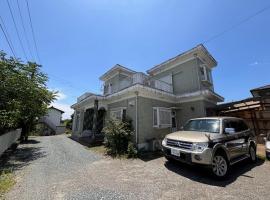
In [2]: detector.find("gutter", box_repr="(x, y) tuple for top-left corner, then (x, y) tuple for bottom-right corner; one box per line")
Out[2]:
(135, 91), (139, 145)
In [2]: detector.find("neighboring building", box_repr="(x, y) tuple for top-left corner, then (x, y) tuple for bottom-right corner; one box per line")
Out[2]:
(71, 44), (224, 150)
(38, 106), (66, 135)
(216, 84), (270, 143)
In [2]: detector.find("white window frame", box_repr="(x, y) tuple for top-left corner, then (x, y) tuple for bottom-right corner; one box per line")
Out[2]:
(110, 107), (127, 120)
(153, 107), (172, 128)
(200, 65), (212, 83)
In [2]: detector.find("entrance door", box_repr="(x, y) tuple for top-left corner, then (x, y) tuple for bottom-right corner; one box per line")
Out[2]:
(171, 111), (177, 132)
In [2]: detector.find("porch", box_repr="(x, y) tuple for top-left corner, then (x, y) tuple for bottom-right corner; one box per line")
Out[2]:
(72, 98), (107, 143)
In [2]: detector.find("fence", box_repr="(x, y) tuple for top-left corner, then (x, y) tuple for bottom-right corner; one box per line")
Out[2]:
(0, 128), (21, 156)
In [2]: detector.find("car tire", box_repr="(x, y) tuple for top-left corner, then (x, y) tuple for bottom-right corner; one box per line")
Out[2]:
(211, 154), (229, 179)
(249, 145), (257, 163)
(165, 155), (175, 163)
(266, 153), (270, 161)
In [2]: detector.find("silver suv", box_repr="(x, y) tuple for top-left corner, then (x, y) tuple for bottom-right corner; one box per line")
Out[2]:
(162, 117), (257, 178)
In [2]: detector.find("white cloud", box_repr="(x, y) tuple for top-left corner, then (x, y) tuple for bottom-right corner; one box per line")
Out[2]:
(51, 102), (74, 120)
(56, 91), (67, 101)
(49, 88), (67, 101)
(48, 89), (73, 119)
(249, 61), (259, 66)
(249, 61), (270, 66)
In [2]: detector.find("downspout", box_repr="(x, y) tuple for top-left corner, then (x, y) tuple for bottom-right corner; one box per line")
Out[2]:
(135, 91), (139, 146)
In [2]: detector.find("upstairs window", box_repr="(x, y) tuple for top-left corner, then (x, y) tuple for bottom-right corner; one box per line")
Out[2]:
(200, 65), (212, 83)
(153, 107), (171, 128)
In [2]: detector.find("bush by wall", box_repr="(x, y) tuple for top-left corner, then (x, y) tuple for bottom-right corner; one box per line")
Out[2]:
(103, 119), (136, 157)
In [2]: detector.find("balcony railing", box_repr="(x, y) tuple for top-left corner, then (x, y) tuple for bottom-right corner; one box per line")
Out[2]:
(132, 73), (173, 93)
(103, 73), (173, 95)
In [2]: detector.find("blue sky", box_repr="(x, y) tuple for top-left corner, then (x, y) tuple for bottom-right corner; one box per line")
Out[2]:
(1, 0), (269, 119)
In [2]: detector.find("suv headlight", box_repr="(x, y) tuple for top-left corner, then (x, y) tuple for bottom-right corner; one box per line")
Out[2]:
(192, 142), (208, 152)
(162, 138), (167, 146)
(266, 142), (270, 151)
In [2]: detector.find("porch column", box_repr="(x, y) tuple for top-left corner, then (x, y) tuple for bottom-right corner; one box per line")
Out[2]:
(72, 111), (77, 133)
(92, 99), (98, 138)
(78, 110), (85, 134)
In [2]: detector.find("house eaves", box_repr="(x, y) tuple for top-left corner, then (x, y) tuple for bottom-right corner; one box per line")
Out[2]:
(99, 64), (137, 81)
(147, 44), (218, 76)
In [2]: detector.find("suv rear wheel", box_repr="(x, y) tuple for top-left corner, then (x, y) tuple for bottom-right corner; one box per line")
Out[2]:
(212, 154), (228, 178)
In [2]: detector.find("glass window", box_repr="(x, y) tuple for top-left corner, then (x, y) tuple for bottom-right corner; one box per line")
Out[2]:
(153, 107), (171, 128)
(153, 108), (158, 127)
(223, 119), (248, 133)
(110, 109), (122, 120)
(184, 119), (220, 133)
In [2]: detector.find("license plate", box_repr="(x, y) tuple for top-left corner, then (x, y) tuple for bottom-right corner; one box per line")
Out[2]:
(171, 148), (180, 157)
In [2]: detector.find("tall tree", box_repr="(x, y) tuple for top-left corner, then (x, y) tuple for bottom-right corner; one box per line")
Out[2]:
(0, 51), (56, 141)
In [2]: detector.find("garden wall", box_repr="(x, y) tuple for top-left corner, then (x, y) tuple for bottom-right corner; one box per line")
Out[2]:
(0, 129), (21, 156)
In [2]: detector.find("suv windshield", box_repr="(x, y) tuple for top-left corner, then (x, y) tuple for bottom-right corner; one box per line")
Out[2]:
(183, 119), (220, 133)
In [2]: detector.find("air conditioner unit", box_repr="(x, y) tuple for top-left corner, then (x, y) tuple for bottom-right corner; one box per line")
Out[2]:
(148, 139), (162, 151)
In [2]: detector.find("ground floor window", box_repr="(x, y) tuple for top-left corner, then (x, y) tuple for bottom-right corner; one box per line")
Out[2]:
(110, 107), (127, 120)
(153, 107), (172, 128)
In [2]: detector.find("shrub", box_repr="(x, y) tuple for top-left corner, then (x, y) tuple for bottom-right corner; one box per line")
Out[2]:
(0, 169), (15, 197)
(127, 142), (138, 158)
(103, 119), (134, 156)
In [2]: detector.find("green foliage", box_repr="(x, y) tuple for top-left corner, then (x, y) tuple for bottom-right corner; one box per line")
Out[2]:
(63, 119), (72, 130)
(103, 119), (135, 156)
(0, 51), (56, 139)
(0, 169), (15, 197)
(127, 142), (138, 158)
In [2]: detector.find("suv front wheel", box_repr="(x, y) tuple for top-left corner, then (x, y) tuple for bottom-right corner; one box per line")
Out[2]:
(249, 145), (257, 163)
(211, 154), (228, 178)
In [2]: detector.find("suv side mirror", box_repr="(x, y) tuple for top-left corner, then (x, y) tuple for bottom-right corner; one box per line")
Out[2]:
(225, 128), (235, 134)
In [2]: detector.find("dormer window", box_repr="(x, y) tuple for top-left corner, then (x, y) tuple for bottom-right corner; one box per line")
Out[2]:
(200, 65), (212, 84)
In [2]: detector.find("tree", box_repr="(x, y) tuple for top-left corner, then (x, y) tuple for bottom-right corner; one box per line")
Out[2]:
(0, 51), (56, 141)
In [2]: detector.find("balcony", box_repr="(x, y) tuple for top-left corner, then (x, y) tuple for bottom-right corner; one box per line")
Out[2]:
(133, 73), (173, 93)
(103, 73), (173, 95)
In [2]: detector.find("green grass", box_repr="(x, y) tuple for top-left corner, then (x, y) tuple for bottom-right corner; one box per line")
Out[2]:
(87, 145), (133, 159)
(0, 169), (15, 198)
(87, 145), (107, 155)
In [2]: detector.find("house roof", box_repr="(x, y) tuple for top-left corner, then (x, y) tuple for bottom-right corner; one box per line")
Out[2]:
(250, 85), (270, 92)
(49, 106), (64, 114)
(99, 64), (137, 81)
(147, 44), (217, 75)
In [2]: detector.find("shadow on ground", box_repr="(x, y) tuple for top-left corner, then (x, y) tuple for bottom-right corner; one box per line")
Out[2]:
(0, 139), (46, 172)
(21, 139), (40, 144)
(139, 151), (164, 162)
(68, 136), (103, 148)
(164, 157), (265, 187)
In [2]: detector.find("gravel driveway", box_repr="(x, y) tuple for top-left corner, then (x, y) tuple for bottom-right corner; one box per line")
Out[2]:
(4, 135), (270, 200)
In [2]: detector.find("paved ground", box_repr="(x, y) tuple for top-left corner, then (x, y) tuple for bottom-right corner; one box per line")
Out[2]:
(3, 135), (270, 200)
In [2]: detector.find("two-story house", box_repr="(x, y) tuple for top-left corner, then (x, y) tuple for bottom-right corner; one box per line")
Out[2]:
(71, 44), (224, 150)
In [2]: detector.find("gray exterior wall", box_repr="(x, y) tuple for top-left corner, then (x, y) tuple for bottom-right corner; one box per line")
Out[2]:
(152, 59), (200, 95)
(176, 100), (206, 128)
(106, 97), (137, 142)
(152, 58), (214, 95)
(106, 97), (214, 149)
(137, 97), (175, 145)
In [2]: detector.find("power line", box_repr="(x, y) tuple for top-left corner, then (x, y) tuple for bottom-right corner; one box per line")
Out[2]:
(16, 0), (34, 61)
(0, 15), (17, 58)
(203, 4), (270, 44)
(25, 0), (41, 63)
(6, 0), (28, 61)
